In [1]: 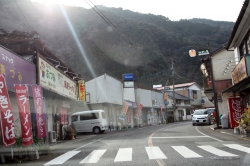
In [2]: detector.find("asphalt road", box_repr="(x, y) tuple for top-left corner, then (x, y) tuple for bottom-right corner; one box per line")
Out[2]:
(16, 121), (250, 166)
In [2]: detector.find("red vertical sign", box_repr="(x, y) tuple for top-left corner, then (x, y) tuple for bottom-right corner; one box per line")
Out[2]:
(14, 85), (33, 146)
(32, 85), (46, 138)
(0, 74), (15, 147)
(228, 98), (242, 129)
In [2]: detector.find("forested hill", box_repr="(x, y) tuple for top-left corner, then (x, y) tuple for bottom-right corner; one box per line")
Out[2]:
(0, 0), (235, 87)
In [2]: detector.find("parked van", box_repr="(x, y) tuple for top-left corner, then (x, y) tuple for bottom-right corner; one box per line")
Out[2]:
(71, 110), (108, 134)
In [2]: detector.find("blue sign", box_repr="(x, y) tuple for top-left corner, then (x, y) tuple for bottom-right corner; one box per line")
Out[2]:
(123, 73), (134, 81)
(126, 100), (137, 108)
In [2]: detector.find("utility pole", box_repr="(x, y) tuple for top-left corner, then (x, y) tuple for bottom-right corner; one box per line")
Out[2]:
(171, 58), (176, 122)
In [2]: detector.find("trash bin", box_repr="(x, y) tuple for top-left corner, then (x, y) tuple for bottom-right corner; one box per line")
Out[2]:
(221, 114), (229, 128)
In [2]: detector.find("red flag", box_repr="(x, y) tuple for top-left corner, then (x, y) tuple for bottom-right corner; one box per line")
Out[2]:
(0, 74), (16, 147)
(32, 85), (46, 138)
(14, 85), (33, 146)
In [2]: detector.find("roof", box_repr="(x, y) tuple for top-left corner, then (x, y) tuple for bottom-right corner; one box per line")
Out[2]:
(166, 91), (191, 100)
(226, 0), (249, 49)
(169, 82), (196, 88)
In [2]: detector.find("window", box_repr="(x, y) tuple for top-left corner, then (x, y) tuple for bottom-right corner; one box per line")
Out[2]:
(176, 100), (181, 104)
(80, 113), (99, 120)
(186, 110), (191, 115)
(193, 90), (197, 99)
(184, 100), (190, 104)
(71, 115), (78, 122)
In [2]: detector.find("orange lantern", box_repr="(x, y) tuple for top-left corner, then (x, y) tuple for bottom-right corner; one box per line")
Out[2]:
(189, 49), (196, 57)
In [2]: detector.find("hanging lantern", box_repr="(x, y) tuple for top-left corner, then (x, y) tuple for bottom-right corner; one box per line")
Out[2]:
(208, 80), (212, 87)
(189, 49), (196, 57)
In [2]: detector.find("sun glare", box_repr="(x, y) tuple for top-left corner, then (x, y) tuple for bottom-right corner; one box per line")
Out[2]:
(30, 0), (89, 8)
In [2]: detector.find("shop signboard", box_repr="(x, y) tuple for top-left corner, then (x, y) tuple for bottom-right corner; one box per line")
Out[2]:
(228, 97), (242, 129)
(232, 57), (247, 84)
(0, 46), (36, 92)
(38, 56), (77, 100)
(123, 73), (134, 81)
(14, 85), (33, 146)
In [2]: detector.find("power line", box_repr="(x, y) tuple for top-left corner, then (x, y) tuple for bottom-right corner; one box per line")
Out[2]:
(14, 0), (32, 31)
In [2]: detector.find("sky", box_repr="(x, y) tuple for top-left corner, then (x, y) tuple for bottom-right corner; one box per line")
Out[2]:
(31, 0), (245, 22)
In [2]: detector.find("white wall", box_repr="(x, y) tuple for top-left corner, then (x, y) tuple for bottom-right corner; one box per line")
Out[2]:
(135, 89), (152, 107)
(212, 49), (235, 81)
(86, 74), (123, 105)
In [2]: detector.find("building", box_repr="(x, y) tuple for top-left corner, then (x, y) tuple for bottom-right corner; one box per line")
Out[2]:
(223, 0), (250, 112)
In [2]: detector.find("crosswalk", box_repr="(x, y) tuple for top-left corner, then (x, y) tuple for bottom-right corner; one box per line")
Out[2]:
(44, 144), (250, 165)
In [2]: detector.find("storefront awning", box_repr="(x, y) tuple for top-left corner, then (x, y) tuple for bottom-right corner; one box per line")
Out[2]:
(223, 76), (250, 93)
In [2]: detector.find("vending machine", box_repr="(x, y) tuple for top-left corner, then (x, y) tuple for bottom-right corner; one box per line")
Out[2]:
(227, 98), (242, 129)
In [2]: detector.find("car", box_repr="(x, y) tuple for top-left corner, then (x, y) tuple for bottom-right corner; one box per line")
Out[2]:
(192, 109), (212, 126)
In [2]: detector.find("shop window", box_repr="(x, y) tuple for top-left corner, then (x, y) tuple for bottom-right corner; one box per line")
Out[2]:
(186, 110), (191, 115)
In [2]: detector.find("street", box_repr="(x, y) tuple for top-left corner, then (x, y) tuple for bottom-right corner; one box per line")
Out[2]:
(19, 122), (250, 166)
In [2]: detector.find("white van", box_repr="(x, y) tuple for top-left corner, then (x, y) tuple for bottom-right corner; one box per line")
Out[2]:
(71, 110), (108, 134)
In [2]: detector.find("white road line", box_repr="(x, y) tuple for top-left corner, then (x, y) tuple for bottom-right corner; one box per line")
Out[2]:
(198, 145), (238, 157)
(145, 147), (167, 160)
(152, 136), (209, 139)
(74, 135), (113, 151)
(114, 148), (132, 162)
(44, 151), (80, 165)
(80, 149), (106, 164)
(224, 144), (250, 153)
(172, 146), (203, 158)
(195, 126), (223, 142)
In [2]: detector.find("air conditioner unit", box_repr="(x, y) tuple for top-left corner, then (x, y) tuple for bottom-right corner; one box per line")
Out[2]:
(49, 131), (56, 143)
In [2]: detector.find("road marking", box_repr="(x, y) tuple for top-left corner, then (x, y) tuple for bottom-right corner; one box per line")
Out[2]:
(171, 146), (203, 158)
(152, 136), (209, 139)
(224, 144), (250, 153)
(74, 135), (113, 151)
(145, 147), (167, 160)
(198, 145), (238, 157)
(44, 151), (80, 165)
(80, 149), (106, 163)
(114, 148), (132, 162)
(195, 126), (223, 142)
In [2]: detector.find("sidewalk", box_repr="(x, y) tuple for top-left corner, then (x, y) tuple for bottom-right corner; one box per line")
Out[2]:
(209, 124), (250, 141)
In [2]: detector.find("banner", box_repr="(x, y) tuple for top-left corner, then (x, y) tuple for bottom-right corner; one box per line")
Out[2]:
(32, 85), (46, 138)
(0, 74), (15, 147)
(228, 98), (242, 128)
(134, 103), (143, 119)
(14, 85), (33, 146)
(60, 109), (68, 125)
(78, 80), (86, 101)
(119, 101), (129, 120)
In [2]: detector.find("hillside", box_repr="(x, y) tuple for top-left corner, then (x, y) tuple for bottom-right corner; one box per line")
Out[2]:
(0, 0), (235, 87)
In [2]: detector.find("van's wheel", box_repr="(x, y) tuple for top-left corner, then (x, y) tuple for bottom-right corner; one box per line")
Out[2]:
(93, 127), (101, 134)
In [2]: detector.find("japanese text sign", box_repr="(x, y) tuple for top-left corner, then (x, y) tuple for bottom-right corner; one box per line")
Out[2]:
(32, 85), (46, 138)
(0, 74), (15, 147)
(78, 80), (86, 101)
(38, 56), (77, 100)
(0, 46), (36, 92)
(14, 85), (33, 146)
